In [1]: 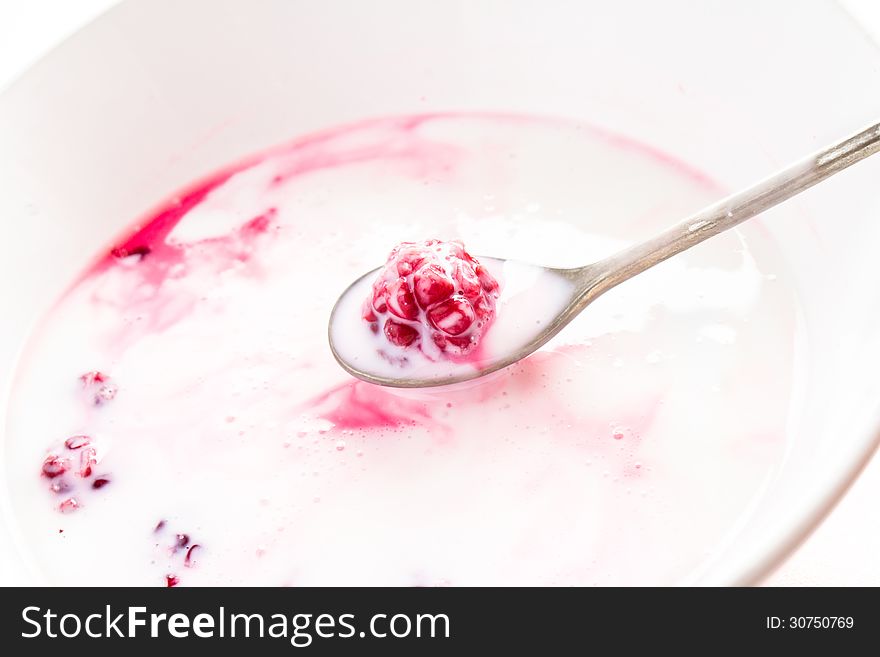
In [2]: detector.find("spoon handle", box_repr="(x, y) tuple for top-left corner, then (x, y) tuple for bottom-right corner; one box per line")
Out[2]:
(585, 120), (880, 293)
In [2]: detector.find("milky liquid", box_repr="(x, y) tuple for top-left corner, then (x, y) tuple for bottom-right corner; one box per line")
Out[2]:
(3, 115), (802, 585)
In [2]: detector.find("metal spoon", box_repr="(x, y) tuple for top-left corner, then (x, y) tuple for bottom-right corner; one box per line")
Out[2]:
(329, 120), (880, 388)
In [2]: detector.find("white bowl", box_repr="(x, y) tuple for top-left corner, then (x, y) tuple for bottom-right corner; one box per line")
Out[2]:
(2, 0), (880, 585)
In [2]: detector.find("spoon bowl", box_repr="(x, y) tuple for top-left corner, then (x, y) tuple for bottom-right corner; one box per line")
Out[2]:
(329, 257), (580, 387)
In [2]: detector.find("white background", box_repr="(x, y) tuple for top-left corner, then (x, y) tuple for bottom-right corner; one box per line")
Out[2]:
(1, 0), (879, 585)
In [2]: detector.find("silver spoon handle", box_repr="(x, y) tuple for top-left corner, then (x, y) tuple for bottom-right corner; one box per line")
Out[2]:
(585, 120), (880, 293)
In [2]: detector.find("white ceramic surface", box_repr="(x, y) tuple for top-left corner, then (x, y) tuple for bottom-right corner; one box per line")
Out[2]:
(2, 0), (880, 585)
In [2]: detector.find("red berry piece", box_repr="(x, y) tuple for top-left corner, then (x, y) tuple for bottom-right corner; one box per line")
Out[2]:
(475, 264), (499, 293)
(184, 544), (201, 568)
(91, 478), (110, 489)
(59, 497), (80, 513)
(384, 319), (418, 347)
(166, 574), (180, 587)
(385, 279), (419, 320)
(447, 336), (474, 350)
(428, 296), (476, 336)
(79, 371), (108, 386)
(79, 371), (118, 406)
(64, 435), (91, 450)
(413, 265), (455, 309)
(50, 480), (70, 494)
(94, 384), (118, 404)
(41, 456), (69, 479)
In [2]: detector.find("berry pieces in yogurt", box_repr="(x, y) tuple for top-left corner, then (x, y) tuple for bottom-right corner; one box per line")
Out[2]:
(364, 239), (500, 359)
(40, 434), (109, 513)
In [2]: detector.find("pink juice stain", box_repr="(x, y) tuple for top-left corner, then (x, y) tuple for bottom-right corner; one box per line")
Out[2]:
(304, 381), (431, 432)
(5, 113), (797, 586)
